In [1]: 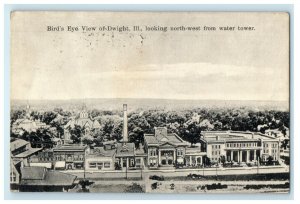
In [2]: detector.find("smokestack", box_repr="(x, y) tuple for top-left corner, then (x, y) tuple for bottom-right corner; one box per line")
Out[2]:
(123, 104), (128, 143)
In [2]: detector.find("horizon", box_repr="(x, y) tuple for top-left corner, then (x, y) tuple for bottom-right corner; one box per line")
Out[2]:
(11, 97), (289, 102)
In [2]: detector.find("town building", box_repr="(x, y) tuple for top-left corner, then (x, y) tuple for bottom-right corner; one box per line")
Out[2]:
(10, 158), (22, 189)
(201, 131), (281, 164)
(11, 139), (43, 166)
(52, 145), (90, 170)
(10, 139), (43, 188)
(85, 146), (116, 171)
(144, 127), (195, 168)
(185, 146), (207, 167)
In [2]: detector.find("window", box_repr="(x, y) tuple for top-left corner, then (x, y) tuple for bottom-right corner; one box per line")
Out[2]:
(150, 149), (157, 156)
(150, 158), (157, 165)
(104, 162), (110, 168)
(89, 162), (96, 168)
(177, 149), (183, 156)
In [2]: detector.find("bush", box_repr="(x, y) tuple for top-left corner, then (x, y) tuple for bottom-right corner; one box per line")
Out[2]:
(125, 183), (144, 193)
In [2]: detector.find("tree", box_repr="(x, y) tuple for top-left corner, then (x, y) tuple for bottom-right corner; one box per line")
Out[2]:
(219, 155), (226, 165)
(82, 135), (94, 146)
(38, 128), (56, 148)
(267, 156), (274, 166)
(50, 120), (64, 138)
(110, 121), (122, 141)
(41, 111), (57, 125)
(129, 127), (144, 149)
(69, 125), (83, 144)
(281, 139), (289, 150)
(94, 136), (104, 147)
(125, 183), (144, 193)
(10, 109), (26, 126)
(203, 155), (211, 167)
(179, 122), (201, 147)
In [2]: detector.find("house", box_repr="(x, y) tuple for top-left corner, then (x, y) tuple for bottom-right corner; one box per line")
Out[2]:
(19, 166), (77, 192)
(63, 109), (101, 144)
(12, 119), (49, 134)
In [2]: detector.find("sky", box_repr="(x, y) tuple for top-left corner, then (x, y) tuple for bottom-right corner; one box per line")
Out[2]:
(11, 12), (289, 101)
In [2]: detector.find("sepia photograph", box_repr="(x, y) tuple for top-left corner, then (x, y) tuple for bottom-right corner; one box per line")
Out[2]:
(10, 11), (290, 193)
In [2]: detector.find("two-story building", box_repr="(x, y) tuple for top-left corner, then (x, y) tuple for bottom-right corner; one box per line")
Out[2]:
(201, 131), (281, 164)
(144, 127), (192, 168)
(52, 145), (90, 170)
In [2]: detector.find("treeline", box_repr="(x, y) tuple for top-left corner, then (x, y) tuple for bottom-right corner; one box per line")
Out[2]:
(10, 106), (289, 148)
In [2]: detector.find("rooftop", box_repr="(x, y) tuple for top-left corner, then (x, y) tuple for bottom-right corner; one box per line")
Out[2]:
(10, 139), (29, 152)
(88, 147), (116, 157)
(144, 127), (188, 147)
(21, 166), (46, 180)
(20, 167), (77, 186)
(202, 131), (278, 143)
(116, 143), (135, 157)
(53, 145), (88, 152)
(13, 148), (43, 158)
(186, 146), (205, 155)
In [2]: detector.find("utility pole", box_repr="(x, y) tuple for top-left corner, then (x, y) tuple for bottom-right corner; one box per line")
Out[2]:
(126, 158), (128, 180)
(83, 150), (86, 180)
(257, 156), (259, 175)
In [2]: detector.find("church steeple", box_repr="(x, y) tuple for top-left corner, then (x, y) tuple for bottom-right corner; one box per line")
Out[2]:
(25, 101), (31, 119)
(79, 104), (88, 118)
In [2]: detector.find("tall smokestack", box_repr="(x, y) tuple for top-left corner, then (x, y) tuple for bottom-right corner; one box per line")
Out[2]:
(123, 104), (128, 142)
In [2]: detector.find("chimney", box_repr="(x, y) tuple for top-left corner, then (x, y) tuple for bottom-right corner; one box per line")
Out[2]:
(123, 104), (128, 143)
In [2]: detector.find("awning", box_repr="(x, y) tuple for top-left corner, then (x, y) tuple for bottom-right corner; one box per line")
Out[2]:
(30, 162), (52, 168)
(54, 161), (65, 168)
(177, 158), (184, 163)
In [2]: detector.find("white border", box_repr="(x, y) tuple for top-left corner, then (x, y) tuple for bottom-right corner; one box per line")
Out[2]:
(1, 0), (299, 203)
